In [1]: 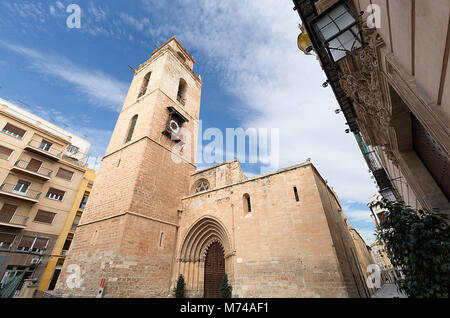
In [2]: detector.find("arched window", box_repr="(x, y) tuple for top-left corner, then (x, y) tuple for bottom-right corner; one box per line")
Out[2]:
(194, 179), (210, 193)
(138, 72), (151, 98)
(243, 193), (251, 213)
(177, 52), (186, 63)
(125, 115), (138, 143)
(177, 78), (187, 105)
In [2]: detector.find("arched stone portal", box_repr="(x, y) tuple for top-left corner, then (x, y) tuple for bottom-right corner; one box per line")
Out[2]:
(177, 216), (232, 297)
(204, 241), (225, 298)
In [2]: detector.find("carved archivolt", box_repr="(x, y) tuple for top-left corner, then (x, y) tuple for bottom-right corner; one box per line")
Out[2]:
(179, 216), (231, 263)
(338, 26), (399, 166)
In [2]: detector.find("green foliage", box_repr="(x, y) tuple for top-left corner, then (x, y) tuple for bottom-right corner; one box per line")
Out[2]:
(173, 274), (186, 298)
(376, 199), (450, 298)
(220, 274), (232, 298)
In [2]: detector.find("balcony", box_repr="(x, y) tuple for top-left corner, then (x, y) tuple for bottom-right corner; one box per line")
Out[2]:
(25, 140), (63, 161)
(0, 213), (29, 229)
(61, 150), (88, 167)
(69, 223), (78, 233)
(11, 160), (53, 181)
(0, 183), (41, 203)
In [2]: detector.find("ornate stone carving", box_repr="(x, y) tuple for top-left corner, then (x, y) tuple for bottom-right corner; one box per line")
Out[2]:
(338, 26), (400, 167)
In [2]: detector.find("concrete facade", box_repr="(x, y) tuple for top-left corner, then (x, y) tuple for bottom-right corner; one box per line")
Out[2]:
(0, 98), (90, 297)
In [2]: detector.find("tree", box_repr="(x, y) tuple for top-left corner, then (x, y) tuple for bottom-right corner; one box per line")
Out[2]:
(173, 274), (186, 298)
(220, 274), (232, 298)
(376, 199), (450, 298)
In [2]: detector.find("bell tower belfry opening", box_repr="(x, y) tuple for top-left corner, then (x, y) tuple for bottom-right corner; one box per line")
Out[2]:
(53, 37), (203, 298)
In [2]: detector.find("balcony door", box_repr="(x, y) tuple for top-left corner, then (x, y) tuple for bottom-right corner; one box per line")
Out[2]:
(12, 180), (31, 195)
(25, 159), (42, 173)
(0, 204), (18, 223)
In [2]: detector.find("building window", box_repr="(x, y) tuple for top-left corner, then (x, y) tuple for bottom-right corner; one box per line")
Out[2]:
(46, 188), (65, 201)
(12, 180), (31, 195)
(0, 145), (13, 160)
(311, 3), (363, 62)
(33, 210), (56, 224)
(243, 193), (252, 213)
(195, 179), (210, 193)
(71, 215), (81, 232)
(2, 123), (26, 139)
(125, 115), (138, 143)
(39, 140), (53, 152)
(17, 236), (48, 254)
(0, 204), (18, 223)
(47, 267), (62, 291)
(66, 144), (79, 155)
(56, 168), (74, 181)
(293, 187), (300, 202)
(177, 78), (187, 105)
(0, 233), (16, 250)
(79, 195), (89, 210)
(177, 52), (187, 63)
(62, 238), (72, 252)
(159, 232), (164, 247)
(138, 72), (152, 98)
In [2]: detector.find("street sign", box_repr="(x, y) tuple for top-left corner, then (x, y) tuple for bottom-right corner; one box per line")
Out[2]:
(96, 278), (106, 298)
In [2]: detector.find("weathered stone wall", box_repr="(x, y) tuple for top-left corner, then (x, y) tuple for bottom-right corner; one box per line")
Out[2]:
(175, 163), (355, 298)
(53, 38), (201, 298)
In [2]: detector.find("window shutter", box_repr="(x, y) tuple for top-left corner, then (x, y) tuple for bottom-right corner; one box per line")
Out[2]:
(56, 168), (74, 181)
(0, 233), (15, 244)
(0, 204), (18, 222)
(34, 210), (56, 224)
(0, 204), (18, 215)
(18, 236), (34, 248)
(3, 123), (26, 137)
(0, 145), (13, 160)
(33, 238), (48, 249)
(47, 188), (65, 199)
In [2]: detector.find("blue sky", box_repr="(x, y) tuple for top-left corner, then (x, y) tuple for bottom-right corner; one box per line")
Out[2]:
(0, 0), (378, 243)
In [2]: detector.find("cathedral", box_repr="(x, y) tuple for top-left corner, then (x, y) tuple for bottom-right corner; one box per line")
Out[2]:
(53, 37), (369, 298)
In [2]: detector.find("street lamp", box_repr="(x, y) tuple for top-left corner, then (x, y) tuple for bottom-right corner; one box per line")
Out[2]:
(311, 1), (363, 63)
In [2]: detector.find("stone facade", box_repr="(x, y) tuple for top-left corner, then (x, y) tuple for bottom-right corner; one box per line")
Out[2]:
(175, 160), (369, 298)
(340, 0), (450, 214)
(53, 37), (370, 298)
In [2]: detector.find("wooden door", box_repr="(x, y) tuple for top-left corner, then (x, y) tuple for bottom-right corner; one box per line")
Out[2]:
(204, 242), (225, 298)
(26, 159), (42, 173)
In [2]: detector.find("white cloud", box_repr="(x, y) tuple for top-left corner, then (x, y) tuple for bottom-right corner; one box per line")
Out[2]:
(138, 0), (377, 203)
(0, 41), (128, 112)
(355, 229), (377, 245)
(120, 13), (149, 32)
(344, 209), (374, 224)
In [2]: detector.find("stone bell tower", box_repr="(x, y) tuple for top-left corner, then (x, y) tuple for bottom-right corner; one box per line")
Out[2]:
(54, 37), (203, 297)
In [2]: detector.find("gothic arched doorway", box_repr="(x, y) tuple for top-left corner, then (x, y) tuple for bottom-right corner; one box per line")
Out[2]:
(204, 242), (225, 298)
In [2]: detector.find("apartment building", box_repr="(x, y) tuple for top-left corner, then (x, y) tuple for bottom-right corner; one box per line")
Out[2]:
(294, 0), (449, 214)
(0, 98), (91, 298)
(38, 168), (95, 293)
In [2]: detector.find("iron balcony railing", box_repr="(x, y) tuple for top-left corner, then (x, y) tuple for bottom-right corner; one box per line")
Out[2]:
(0, 213), (29, 226)
(364, 151), (384, 172)
(27, 139), (88, 166)
(0, 183), (41, 201)
(14, 160), (53, 178)
(27, 139), (63, 158)
(61, 151), (88, 167)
